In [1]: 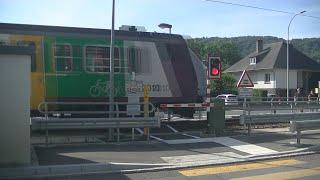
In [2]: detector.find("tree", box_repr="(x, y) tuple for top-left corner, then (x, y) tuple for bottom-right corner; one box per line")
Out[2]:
(210, 73), (238, 97)
(187, 36), (320, 64)
(187, 39), (242, 66)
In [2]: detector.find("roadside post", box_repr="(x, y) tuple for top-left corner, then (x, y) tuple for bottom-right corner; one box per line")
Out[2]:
(143, 85), (150, 141)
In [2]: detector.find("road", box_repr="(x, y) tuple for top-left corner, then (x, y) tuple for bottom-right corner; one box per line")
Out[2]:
(32, 153), (320, 180)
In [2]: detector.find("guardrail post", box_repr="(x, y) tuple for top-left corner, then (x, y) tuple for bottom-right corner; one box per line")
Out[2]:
(291, 103), (294, 113)
(147, 127), (150, 142)
(243, 98), (247, 115)
(168, 108), (172, 121)
(117, 128), (120, 143)
(45, 103), (49, 146)
(132, 128), (135, 141)
(271, 102), (276, 114)
(297, 130), (301, 144)
(45, 127), (49, 147)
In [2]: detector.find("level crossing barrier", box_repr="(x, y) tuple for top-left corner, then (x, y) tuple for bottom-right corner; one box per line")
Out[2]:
(290, 120), (320, 144)
(31, 102), (160, 145)
(240, 112), (320, 135)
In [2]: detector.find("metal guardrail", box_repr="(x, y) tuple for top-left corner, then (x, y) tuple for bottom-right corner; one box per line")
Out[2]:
(37, 101), (157, 117)
(32, 102), (160, 145)
(239, 99), (320, 115)
(290, 120), (320, 144)
(240, 112), (320, 135)
(31, 117), (161, 130)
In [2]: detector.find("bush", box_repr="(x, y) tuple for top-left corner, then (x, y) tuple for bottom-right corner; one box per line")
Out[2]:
(252, 89), (268, 101)
(253, 89), (268, 97)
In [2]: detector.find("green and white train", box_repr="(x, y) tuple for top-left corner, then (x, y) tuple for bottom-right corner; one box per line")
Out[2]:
(0, 23), (206, 115)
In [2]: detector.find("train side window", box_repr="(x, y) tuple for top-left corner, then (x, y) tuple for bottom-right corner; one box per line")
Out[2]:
(53, 44), (72, 72)
(127, 47), (141, 74)
(16, 41), (37, 72)
(85, 46), (120, 73)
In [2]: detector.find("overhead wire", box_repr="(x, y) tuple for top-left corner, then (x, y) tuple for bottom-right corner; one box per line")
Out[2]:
(204, 0), (320, 20)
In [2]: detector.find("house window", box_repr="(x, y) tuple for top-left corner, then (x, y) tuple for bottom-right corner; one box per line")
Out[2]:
(85, 46), (120, 73)
(265, 73), (270, 84)
(250, 57), (256, 65)
(54, 44), (72, 72)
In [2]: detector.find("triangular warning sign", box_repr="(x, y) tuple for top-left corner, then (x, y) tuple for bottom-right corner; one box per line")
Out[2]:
(237, 70), (254, 87)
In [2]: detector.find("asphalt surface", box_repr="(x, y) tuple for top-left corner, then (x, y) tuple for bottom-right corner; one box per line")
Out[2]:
(31, 128), (320, 166)
(19, 153), (320, 180)
(1, 128), (316, 178)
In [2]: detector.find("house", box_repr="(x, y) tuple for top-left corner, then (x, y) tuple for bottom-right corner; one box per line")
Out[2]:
(224, 40), (320, 97)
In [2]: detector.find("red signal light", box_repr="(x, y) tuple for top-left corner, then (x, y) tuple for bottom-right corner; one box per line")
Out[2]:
(208, 56), (222, 79)
(212, 68), (219, 75)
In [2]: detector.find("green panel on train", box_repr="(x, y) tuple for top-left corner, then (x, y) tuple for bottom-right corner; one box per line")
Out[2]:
(43, 36), (126, 98)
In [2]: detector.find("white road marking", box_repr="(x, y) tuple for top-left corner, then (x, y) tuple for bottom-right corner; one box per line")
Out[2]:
(182, 133), (200, 139)
(165, 124), (179, 133)
(110, 162), (173, 166)
(164, 137), (278, 155)
(164, 137), (217, 144)
(135, 128), (165, 142)
(150, 135), (165, 142)
(135, 128), (144, 134)
(161, 152), (242, 165)
(210, 137), (278, 155)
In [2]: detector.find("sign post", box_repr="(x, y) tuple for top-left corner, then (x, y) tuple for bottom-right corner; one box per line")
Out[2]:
(143, 85), (150, 141)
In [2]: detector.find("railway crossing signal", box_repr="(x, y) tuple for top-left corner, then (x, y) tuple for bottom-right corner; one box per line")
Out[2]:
(208, 56), (222, 79)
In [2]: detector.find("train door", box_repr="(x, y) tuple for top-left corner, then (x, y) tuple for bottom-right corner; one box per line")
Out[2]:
(11, 35), (45, 112)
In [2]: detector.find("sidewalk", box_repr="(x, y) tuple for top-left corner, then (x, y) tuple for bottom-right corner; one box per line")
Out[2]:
(1, 128), (320, 179)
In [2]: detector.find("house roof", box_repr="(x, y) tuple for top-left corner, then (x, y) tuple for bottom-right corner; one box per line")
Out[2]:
(224, 41), (320, 73)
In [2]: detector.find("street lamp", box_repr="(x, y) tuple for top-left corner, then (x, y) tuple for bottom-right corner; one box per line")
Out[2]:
(108, 0), (115, 141)
(287, 10), (305, 101)
(158, 23), (172, 34)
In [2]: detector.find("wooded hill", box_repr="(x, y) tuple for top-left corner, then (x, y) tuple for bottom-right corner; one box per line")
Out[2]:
(186, 36), (320, 66)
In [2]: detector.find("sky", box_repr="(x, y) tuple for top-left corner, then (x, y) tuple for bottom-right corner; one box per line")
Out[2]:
(1, 0), (320, 39)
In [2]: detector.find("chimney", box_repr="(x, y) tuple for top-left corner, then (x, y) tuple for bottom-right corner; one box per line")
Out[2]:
(256, 39), (263, 53)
